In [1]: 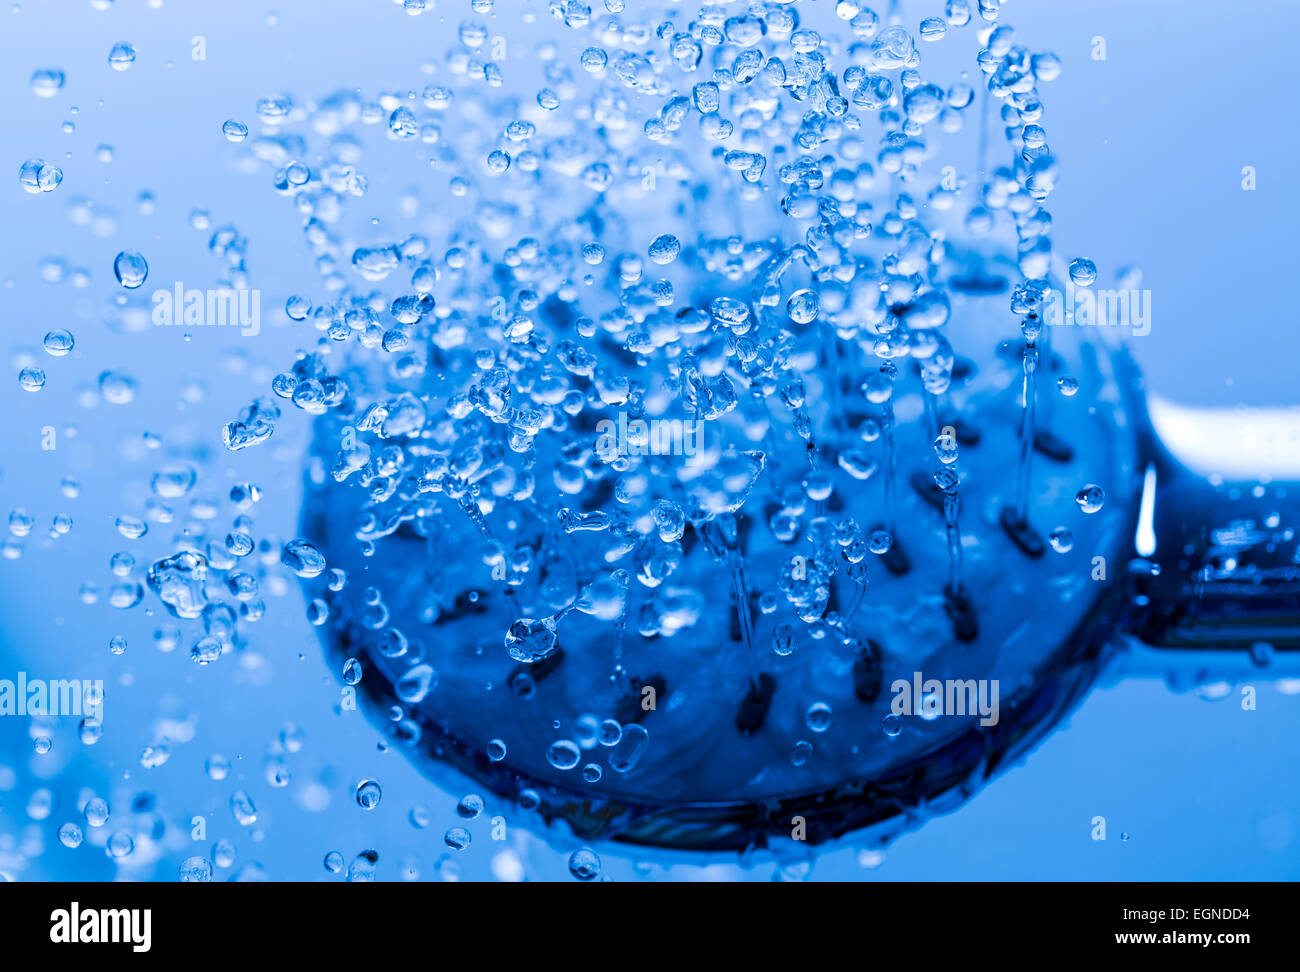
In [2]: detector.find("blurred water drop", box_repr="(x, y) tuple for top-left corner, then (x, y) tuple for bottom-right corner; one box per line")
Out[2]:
(31, 68), (65, 97)
(107, 41), (136, 70)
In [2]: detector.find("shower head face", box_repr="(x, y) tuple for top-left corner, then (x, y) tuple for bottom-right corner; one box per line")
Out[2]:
(301, 273), (1143, 849)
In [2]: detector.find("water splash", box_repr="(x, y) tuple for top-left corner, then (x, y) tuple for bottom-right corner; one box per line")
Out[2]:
(8, 0), (1158, 869)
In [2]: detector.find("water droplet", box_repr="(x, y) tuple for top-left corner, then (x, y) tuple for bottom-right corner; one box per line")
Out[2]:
(84, 798), (110, 828)
(568, 847), (601, 881)
(546, 739), (581, 770)
(179, 856), (213, 882)
(18, 158), (63, 193)
(648, 233), (681, 265)
(1249, 641), (1275, 667)
(444, 827), (471, 850)
(609, 723), (648, 773)
(213, 840), (236, 868)
(151, 462), (196, 499)
(772, 622), (795, 656)
(787, 289), (820, 324)
(456, 794), (484, 819)
(281, 538), (326, 578)
(1075, 484), (1105, 514)
(106, 831), (135, 858)
(1068, 257), (1097, 286)
(230, 790), (258, 826)
(395, 663), (437, 703)
(191, 635), (222, 665)
(389, 106), (418, 139)
(805, 701), (832, 733)
(113, 250), (148, 289)
(31, 68), (65, 97)
(43, 329), (75, 356)
(504, 616), (558, 663)
(285, 294), (311, 320)
(920, 17), (948, 42)
(114, 515), (147, 539)
(205, 755), (230, 780)
(355, 779), (382, 809)
(107, 41), (137, 71)
(99, 370), (138, 404)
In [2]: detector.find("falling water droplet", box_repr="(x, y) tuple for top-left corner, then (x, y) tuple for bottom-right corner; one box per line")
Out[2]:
(1048, 527), (1074, 553)
(113, 250), (148, 289)
(107, 41), (137, 71)
(1075, 485), (1105, 514)
(1068, 257), (1097, 286)
(355, 779), (382, 809)
(568, 847), (601, 881)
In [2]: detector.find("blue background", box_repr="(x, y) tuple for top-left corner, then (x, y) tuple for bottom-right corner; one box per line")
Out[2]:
(0, 0), (1295, 881)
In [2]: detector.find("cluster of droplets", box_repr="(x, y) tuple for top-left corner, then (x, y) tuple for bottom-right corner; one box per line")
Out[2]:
(190, 0), (1097, 787)
(5, 0), (1123, 874)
